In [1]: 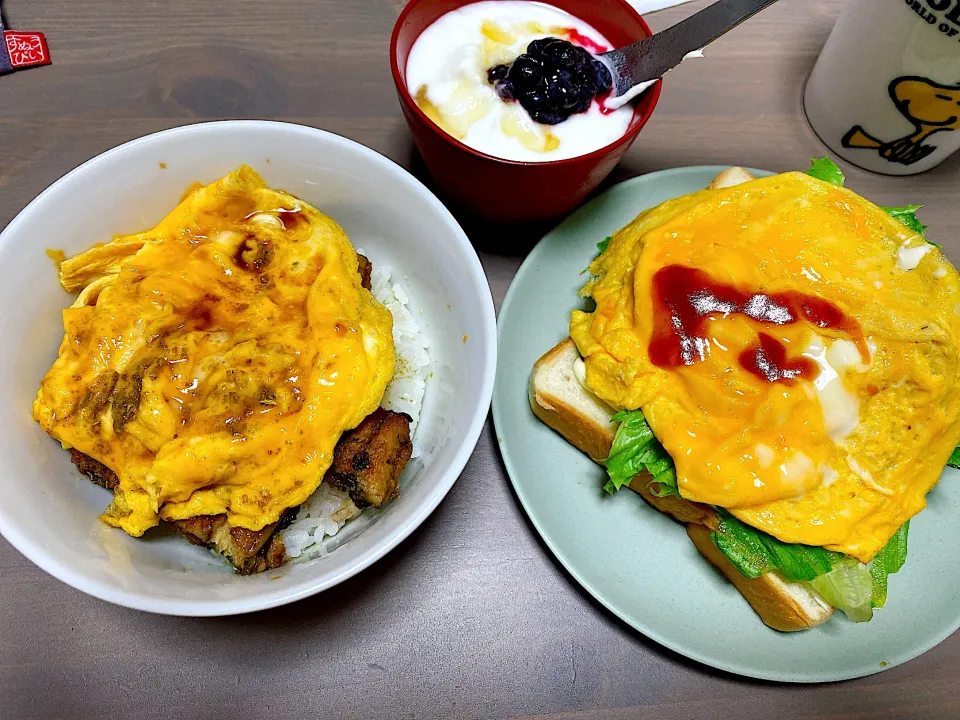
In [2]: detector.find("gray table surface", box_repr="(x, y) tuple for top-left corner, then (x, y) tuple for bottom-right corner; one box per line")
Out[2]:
(1, 1), (959, 718)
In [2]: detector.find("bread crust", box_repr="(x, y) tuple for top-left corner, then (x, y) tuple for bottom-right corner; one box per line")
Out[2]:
(530, 338), (617, 462)
(687, 524), (833, 632)
(707, 166), (757, 190)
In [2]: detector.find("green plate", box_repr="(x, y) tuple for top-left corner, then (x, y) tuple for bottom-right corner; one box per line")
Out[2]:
(492, 166), (960, 683)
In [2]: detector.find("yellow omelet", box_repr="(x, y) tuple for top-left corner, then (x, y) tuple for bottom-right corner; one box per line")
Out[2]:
(34, 166), (395, 537)
(571, 172), (960, 562)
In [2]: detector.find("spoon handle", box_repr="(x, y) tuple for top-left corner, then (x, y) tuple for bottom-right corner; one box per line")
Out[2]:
(600, 0), (781, 95)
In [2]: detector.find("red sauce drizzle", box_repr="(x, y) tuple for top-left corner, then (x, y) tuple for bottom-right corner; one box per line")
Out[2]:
(595, 89), (617, 115)
(649, 265), (867, 384)
(738, 333), (817, 385)
(561, 27), (609, 54)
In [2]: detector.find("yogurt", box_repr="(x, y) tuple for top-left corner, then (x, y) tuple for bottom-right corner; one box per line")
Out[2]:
(405, 1), (634, 162)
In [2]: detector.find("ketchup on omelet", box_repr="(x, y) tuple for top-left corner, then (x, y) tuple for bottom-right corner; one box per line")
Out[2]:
(648, 264), (869, 384)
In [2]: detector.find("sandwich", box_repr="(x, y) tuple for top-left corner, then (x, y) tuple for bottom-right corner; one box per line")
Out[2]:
(530, 160), (960, 630)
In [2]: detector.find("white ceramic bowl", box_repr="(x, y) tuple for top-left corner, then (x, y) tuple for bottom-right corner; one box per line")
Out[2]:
(0, 121), (496, 616)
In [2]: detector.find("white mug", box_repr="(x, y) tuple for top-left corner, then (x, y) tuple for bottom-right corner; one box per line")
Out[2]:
(804, 0), (960, 175)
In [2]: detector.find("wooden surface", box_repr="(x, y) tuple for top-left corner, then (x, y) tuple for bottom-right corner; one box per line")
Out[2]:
(2, 1), (959, 718)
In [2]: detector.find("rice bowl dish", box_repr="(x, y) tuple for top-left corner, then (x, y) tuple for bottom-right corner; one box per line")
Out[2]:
(33, 164), (434, 575)
(0, 121), (497, 615)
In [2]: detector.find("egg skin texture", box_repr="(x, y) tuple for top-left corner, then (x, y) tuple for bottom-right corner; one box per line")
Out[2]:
(34, 166), (395, 537)
(571, 172), (960, 562)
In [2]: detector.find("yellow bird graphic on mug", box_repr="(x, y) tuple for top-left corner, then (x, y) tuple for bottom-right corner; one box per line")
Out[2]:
(843, 76), (960, 166)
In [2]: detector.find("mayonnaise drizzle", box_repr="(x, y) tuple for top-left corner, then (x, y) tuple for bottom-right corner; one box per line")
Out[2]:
(802, 337), (863, 443)
(897, 241), (931, 271)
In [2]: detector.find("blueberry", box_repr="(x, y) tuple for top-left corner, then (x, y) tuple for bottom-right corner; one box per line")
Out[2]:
(526, 37), (554, 56)
(490, 36), (615, 126)
(573, 65), (594, 90)
(530, 108), (565, 125)
(487, 64), (510, 84)
(593, 60), (612, 92)
(573, 90), (592, 113)
(542, 39), (579, 68)
(509, 55), (543, 91)
(525, 89), (549, 107)
(559, 46), (583, 70)
(546, 86), (573, 110)
(494, 79), (515, 101)
(547, 78), (578, 109)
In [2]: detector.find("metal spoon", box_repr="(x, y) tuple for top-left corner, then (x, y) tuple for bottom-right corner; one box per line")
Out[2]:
(597, 0), (782, 102)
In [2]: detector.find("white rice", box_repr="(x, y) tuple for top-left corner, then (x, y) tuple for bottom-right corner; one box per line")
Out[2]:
(282, 256), (430, 560)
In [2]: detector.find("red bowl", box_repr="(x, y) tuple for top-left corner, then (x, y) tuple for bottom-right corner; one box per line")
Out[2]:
(390, 0), (661, 224)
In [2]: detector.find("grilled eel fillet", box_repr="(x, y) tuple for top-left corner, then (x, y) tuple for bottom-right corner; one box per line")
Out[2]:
(71, 407), (412, 575)
(68, 254), (414, 575)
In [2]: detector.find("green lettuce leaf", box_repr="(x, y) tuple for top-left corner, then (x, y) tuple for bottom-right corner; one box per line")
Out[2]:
(710, 512), (842, 582)
(881, 204), (938, 246)
(806, 523), (909, 623)
(806, 157), (846, 186)
(808, 557), (875, 623)
(713, 513), (912, 622)
(869, 521), (909, 609)
(949, 446), (960, 470)
(602, 410), (678, 496)
(596, 236), (611, 254)
(881, 205), (928, 236)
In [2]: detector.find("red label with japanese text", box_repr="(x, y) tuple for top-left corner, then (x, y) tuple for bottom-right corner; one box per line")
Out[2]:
(3, 31), (50, 69)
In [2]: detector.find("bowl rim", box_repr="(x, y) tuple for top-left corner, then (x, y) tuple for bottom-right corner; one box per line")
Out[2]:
(389, 0), (662, 167)
(0, 119), (498, 616)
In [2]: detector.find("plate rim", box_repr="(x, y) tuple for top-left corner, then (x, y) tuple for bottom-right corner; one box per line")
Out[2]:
(492, 165), (960, 682)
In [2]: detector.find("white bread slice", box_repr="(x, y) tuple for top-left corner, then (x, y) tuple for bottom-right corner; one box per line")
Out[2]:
(686, 524), (834, 632)
(530, 337), (618, 462)
(527, 168), (834, 632)
(707, 165), (757, 190)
